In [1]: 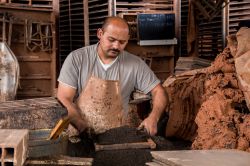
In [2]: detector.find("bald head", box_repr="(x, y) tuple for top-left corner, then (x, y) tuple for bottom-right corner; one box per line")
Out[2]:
(97, 16), (130, 63)
(101, 16), (129, 34)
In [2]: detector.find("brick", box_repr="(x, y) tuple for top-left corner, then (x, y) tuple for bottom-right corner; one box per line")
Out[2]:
(0, 129), (29, 166)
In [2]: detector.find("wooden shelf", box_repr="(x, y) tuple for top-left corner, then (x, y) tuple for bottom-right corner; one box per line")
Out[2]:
(20, 75), (51, 80)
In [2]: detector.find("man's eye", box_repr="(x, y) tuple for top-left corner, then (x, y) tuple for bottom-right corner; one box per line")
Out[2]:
(109, 38), (115, 42)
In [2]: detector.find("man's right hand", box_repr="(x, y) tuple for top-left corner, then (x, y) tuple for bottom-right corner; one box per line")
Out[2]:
(57, 82), (88, 133)
(70, 115), (88, 133)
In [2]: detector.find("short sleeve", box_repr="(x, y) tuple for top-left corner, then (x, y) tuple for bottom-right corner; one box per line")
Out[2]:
(135, 60), (161, 94)
(57, 52), (80, 89)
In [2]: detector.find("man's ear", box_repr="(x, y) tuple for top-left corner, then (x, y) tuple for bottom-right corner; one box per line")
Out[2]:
(97, 28), (103, 39)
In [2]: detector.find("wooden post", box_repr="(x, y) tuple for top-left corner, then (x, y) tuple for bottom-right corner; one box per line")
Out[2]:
(2, 13), (6, 43)
(84, 0), (89, 46)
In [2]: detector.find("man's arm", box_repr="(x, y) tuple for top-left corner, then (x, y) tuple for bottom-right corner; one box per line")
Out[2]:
(57, 82), (87, 133)
(139, 84), (168, 136)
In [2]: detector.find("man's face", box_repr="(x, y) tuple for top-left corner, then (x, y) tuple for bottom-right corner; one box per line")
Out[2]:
(97, 24), (129, 58)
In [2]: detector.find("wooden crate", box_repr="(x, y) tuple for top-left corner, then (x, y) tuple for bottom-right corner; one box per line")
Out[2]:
(3, 0), (53, 8)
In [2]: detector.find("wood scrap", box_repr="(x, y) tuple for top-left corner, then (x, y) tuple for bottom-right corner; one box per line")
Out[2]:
(148, 150), (250, 166)
(25, 155), (93, 166)
(95, 138), (156, 151)
(48, 116), (70, 140)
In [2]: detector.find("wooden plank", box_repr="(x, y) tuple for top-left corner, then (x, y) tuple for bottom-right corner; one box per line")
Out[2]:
(116, 2), (173, 8)
(0, 5), (53, 11)
(229, 12), (250, 16)
(116, 8), (174, 13)
(88, 0), (101, 3)
(229, 17), (250, 22)
(89, 15), (106, 19)
(95, 138), (156, 151)
(146, 162), (165, 166)
(89, 9), (109, 14)
(84, 0), (89, 46)
(25, 156), (93, 165)
(230, 6), (250, 11)
(230, 1), (250, 5)
(151, 150), (250, 166)
(89, 2), (108, 9)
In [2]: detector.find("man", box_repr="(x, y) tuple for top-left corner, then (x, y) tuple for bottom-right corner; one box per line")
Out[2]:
(57, 16), (167, 136)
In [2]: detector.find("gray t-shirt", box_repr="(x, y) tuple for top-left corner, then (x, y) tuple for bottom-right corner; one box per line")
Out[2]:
(58, 43), (160, 113)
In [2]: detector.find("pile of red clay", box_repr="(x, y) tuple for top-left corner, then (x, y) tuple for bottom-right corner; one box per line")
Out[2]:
(163, 27), (250, 152)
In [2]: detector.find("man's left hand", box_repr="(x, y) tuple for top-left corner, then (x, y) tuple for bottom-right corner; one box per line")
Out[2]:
(138, 115), (158, 136)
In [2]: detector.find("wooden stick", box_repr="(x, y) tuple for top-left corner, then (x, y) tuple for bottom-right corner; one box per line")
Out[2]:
(25, 155), (93, 165)
(95, 138), (156, 151)
(48, 116), (70, 140)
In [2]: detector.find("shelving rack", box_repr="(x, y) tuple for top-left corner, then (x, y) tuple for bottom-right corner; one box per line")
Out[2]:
(224, 0), (250, 36)
(58, 0), (85, 68)
(57, 0), (178, 81)
(0, 1), (57, 99)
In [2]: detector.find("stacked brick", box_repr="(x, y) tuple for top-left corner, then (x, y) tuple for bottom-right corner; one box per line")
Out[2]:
(0, 129), (29, 166)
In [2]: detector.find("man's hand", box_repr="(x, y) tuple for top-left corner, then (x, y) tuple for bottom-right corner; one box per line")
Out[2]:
(57, 82), (88, 133)
(138, 114), (158, 136)
(138, 84), (168, 136)
(70, 115), (88, 133)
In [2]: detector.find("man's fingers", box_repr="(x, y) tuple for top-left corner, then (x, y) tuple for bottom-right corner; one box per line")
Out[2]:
(137, 123), (144, 130)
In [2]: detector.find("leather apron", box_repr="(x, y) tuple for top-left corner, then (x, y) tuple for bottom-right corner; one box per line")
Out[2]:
(68, 55), (123, 136)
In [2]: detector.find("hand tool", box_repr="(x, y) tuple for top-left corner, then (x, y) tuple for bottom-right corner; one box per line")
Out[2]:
(48, 116), (70, 140)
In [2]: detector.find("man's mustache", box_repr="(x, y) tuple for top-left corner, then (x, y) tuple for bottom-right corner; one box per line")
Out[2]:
(109, 49), (120, 53)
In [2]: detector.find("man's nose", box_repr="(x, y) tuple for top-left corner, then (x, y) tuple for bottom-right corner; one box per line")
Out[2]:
(113, 41), (120, 49)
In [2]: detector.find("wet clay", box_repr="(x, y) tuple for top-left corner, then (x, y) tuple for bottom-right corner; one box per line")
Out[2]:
(163, 27), (250, 152)
(192, 28), (250, 151)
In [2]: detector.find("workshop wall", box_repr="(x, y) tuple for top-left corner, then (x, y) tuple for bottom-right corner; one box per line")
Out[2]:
(58, 0), (179, 82)
(0, 1), (57, 99)
(180, 0), (250, 58)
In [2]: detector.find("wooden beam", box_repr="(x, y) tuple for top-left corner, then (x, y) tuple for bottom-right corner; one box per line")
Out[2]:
(25, 156), (93, 166)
